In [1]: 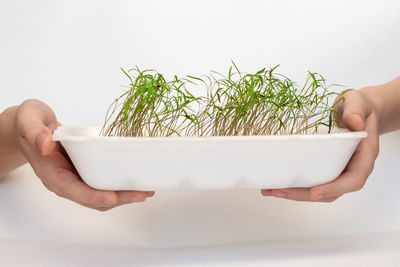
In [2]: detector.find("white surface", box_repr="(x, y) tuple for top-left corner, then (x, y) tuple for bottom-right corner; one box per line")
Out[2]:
(1, 0), (400, 265)
(0, 131), (400, 265)
(53, 126), (366, 190)
(1, 231), (400, 266)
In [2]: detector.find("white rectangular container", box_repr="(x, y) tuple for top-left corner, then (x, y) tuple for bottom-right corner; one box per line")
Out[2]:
(53, 126), (367, 191)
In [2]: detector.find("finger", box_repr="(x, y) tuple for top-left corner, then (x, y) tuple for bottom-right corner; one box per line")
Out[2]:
(37, 152), (155, 209)
(262, 112), (377, 202)
(16, 99), (58, 156)
(116, 190), (155, 205)
(42, 181), (56, 193)
(271, 188), (314, 202)
(310, 113), (379, 200)
(29, 150), (120, 209)
(145, 191), (155, 197)
(37, 127), (57, 156)
(310, 141), (376, 200)
(261, 188), (339, 202)
(272, 188), (311, 201)
(334, 91), (372, 131)
(261, 189), (272, 196)
(22, 134), (151, 210)
(332, 89), (352, 113)
(115, 191), (146, 204)
(51, 166), (120, 208)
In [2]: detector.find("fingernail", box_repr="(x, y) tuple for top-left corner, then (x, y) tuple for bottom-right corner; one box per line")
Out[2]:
(316, 194), (324, 200)
(36, 133), (47, 152)
(262, 189), (272, 196)
(145, 192), (155, 198)
(276, 192), (287, 198)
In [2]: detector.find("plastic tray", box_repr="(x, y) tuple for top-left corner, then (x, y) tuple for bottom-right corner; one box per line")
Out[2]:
(53, 126), (367, 190)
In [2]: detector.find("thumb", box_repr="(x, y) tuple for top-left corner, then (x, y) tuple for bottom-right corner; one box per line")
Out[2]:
(340, 92), (371, 132)
(16, 99), (58, 156)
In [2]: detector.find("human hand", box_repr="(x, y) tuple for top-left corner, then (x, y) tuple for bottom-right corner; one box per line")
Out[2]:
(14, 99), (154, 211)
(261, 88), (380, 202)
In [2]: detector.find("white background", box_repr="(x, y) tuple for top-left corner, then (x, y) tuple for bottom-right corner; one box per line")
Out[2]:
(1, 0), (399, 125)
(1, 0), (400, 266)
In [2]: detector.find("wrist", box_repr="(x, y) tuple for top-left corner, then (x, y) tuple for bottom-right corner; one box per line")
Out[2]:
(359, 86), (384, 133)
(0, 105), (27, 177)
(360, 77), (400, 134)
(0, 106), (19, 146)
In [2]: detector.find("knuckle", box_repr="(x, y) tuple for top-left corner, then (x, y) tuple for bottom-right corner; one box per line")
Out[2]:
(14, 112), (23, 131)
(341, 89), (358, 99)
(54, 168), (73, 183)
(52, 171), (81, 200)
(369, 162), (376, 175)
(56, 187), (67, 198)
(87, 200), (103, 207)
(354, 181), (365, 191)
(33, 169), (45, 179)
(42, 181), (53, 192)
(54, 190), (65, 198)
(368, 167), (374, 177)
(86, 193), (105, 206)
(373, 146), (380, 158)
(21, 98), (39, 106)
(15, 112), (33, 135)
(84, 194), (110, 208)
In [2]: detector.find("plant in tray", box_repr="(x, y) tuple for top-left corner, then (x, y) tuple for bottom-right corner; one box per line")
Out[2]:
(101, 63), (343, 137)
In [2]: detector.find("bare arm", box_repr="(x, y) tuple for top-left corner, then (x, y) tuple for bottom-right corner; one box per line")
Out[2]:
(262, 76), (400, 202)
(0, 99), (154, 210)
(363, 77), (400, 134)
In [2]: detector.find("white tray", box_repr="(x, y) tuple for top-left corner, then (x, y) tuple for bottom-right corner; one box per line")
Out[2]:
(53, 126), (367, 191)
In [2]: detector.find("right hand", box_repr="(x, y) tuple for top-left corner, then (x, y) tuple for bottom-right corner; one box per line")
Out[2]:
(14, 99), (155, 211)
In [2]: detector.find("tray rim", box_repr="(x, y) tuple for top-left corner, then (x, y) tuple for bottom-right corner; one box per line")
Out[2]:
(53, 126), (368, 143)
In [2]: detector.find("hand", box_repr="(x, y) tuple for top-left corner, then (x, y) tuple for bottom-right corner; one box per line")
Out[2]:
(261, 88), (380, 202)
(14, 99), (154, 211)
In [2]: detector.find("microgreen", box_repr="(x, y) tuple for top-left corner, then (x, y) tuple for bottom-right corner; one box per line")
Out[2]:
(101, 63), (343, 137)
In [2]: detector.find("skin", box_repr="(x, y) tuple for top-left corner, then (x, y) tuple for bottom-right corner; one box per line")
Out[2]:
(0, 99), (154, 211)
(261, 77), (400, 202)
(1, 78), (399, 207)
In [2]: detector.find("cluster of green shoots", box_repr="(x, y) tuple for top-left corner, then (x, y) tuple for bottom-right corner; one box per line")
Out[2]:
(101, 63), (343, 137)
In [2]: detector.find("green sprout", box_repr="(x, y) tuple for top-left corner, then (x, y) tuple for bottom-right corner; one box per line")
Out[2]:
(101, 63), (343, 137)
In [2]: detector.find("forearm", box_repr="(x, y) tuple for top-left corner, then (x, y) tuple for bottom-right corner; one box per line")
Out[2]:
(0, 106), (26, 177)
(362, 77), (400, 134)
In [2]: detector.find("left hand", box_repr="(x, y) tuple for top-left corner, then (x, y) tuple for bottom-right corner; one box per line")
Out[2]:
(260, 88), (380, 202)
